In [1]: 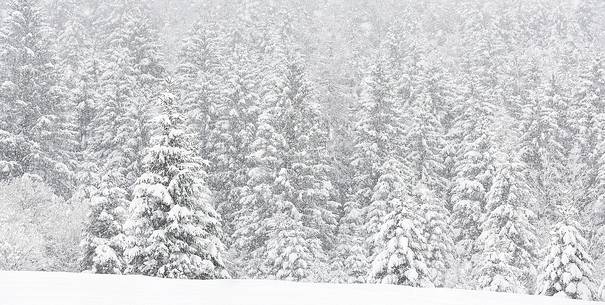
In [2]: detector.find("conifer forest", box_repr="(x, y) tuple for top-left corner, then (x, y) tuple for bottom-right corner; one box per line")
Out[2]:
(1, 0), (605, 302)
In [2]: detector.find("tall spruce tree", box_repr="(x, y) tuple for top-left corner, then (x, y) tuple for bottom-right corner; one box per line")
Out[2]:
(82, 2), (168, 273)
(231, 121), (285, 278)
(207, 37), (261, 243)
(594, 129), (605, 270)
(91, 0), (166, 186)
(0, 0), (74, 195)
(472, 156), (538, 293)
(124, 93), (228, 280)
(449, 92), (496, 258)
(350, 56), (403, 247)
(176, 21), (224, 156)
(449, 3), (503, 261)
(404, 79), (447, 196)
(234, 50), (336, 281)
(517, 73), (575, 221)
(569, 55), (605, 212)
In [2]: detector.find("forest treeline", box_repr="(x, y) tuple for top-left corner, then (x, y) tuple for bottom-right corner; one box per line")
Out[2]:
(1, 0), (605, 301)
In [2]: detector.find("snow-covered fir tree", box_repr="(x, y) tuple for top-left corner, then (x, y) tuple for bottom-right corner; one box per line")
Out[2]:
(207, 36), (262, 242)
(569, 55), (605, 210)
(80, 173), (128, 274)
(350, 55), (403, 247)
(449, 91), (496, 258)
(91, 0), (166, 187)
(521, 75), (573, 219)
(472, 155), (538, 293)
(536, 203), (597, 300)
(233, 49), (336, 281)
(82, 4), (169, 272)
(330, 199), (369, 283)
(519, 78), (568, 192)
(594, 128), (605, 270)
(231, 121), (286, 278)
(176, 21), (224, 157)
(568, 55), (605, 272)
(417, 183), (454, 288)
(124, 93), (228, 280)
(449, 4), (503, 262)
(404, 68), (447, 197)
(368, 159), (432, 287)
(53, 0), (101, 158)
(0, 0), (74, 195)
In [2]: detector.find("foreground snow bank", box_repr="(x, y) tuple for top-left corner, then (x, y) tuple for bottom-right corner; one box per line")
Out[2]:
(0, 271), (599, 305)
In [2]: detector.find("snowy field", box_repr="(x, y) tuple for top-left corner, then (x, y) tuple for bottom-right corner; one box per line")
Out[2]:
(0, 271), (600, 305)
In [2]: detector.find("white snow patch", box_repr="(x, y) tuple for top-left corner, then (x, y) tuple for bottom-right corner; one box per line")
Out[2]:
(0, 271), (600, 305)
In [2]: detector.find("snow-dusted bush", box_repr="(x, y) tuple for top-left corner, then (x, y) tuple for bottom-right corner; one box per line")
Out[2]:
(0, 175), (86, 271)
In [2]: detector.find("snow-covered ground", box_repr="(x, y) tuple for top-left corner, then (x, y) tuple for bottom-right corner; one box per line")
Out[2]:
(0, 271), (599, 305)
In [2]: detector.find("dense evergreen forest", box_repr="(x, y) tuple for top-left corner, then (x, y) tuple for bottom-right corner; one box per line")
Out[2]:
(1, 0), (605, 301)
